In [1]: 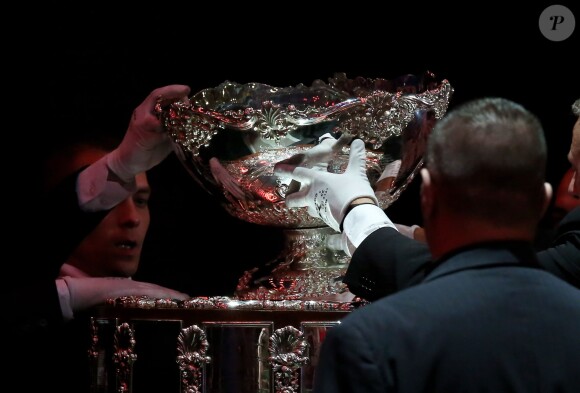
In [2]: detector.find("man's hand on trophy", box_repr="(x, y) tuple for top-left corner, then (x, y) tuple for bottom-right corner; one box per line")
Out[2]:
(273, 132), (353, 175)
(107, 84), (191, 184)
(282, 139), (377, 232)
(63, 277), (190, 315)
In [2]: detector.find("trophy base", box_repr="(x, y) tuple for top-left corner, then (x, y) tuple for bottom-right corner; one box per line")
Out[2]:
(234, 227), (352, 301)
(89, 297), (358, 393)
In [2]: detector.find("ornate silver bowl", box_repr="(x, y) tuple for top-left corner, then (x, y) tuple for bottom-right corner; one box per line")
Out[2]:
(157, 72), (453, 300)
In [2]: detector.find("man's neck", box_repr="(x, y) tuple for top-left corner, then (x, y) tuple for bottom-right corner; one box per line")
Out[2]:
(426, 220), (535, 261)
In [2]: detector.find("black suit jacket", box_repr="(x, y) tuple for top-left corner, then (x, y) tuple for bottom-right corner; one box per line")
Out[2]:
(315, 243), (580, 393)
(2, 168), (109, 390)
(344, 207), (580, 301)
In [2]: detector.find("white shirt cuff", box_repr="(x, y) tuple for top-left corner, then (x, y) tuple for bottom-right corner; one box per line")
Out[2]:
(56, 278), (74, 321)
(341, 204), (397, 256)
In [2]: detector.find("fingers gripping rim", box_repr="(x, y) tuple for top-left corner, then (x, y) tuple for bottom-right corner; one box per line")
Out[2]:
(347, 139), (368, 176)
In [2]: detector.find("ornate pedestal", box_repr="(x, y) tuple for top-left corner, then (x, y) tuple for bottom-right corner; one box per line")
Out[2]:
(89, 296), (360, 393)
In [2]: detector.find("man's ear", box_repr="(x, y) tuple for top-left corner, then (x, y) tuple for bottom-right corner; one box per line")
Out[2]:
(568, 170), (579, 197)
(541, 182), (553, 217)
(420, 168), (433, 218)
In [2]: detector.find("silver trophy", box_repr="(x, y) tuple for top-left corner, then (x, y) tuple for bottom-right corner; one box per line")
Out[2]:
(156, 72), (453, 301)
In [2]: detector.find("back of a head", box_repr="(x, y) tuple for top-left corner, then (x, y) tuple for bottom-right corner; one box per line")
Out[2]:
(425, 97), (547, 227)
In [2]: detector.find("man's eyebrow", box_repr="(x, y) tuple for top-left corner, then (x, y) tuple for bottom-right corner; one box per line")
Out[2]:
(135, 186), (152, 194)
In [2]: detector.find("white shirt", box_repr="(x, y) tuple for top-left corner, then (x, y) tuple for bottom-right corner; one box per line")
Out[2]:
(57, 155), (135, 321)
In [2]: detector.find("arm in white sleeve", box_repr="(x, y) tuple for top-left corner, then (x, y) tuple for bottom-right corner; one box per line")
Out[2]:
(57, 276), (190, 321)
(77, 85), (191, 212)
(341, 204), (397, 256)
(76, 155), (136, 212)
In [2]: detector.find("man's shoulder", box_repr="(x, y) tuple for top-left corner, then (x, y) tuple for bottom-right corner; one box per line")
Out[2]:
(553, 206), (580, 240)
(560, 206), (580, 226)
(342, 284), (435, 322)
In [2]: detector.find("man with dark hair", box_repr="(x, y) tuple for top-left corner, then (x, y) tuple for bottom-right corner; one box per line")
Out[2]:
(3, 85), (191, 391)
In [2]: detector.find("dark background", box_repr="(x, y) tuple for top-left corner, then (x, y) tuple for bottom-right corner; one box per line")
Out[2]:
(12, 3), (578, 296)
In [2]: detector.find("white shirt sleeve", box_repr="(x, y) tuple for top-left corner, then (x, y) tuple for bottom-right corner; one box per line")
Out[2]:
(76, 155), (136, 211)
(341, 204), (397, 256)
(56, 278), (74, 321)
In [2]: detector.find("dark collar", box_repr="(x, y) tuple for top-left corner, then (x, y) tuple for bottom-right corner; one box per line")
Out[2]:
(424, 241), (539, 283)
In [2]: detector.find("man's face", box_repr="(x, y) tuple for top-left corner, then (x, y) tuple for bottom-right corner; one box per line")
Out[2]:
(67, 172), (151, 277)
(552, 168), (578, 224)
(568, 116), (580, 197)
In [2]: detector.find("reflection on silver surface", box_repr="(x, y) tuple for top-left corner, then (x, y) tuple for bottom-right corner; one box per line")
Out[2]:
(113, 322), (137, 393)
(92, 300), (353, 392)
(203, 323), (272, 393)
(269, 326), (309, 393)
(177, 325), (211, 392)
(157, 72), (453, 300)
(301, 322), (340, 392)
(107, 295), (361, 311)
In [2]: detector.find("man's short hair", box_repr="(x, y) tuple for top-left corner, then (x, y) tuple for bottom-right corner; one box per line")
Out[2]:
(425, 97), (547, 225)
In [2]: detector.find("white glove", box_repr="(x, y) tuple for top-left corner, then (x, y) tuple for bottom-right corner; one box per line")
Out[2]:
(274, 132), (353, 174)
(284, 139), (377, 232)
(106, 85), (191, 183)
(63, 276), (190, 314)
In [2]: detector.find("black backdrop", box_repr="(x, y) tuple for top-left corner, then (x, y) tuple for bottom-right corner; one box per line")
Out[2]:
(13, 3), (579, 296)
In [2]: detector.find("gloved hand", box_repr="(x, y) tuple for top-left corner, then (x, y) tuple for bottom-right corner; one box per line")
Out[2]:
(107, 84), (191, 183)
(274, 132), (353, 174)
(284, 139), (377, 232)
(63, 276), (190, 313)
